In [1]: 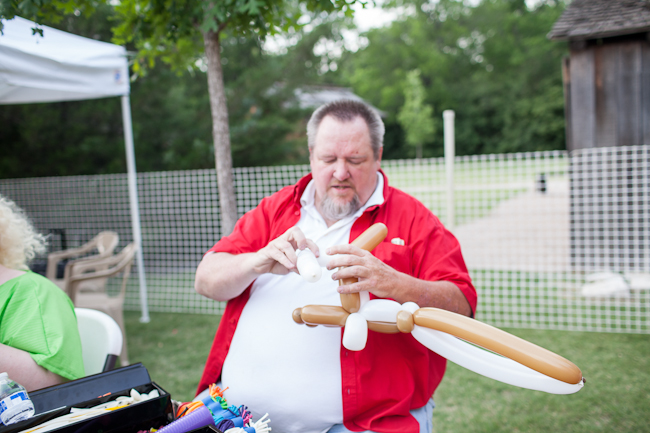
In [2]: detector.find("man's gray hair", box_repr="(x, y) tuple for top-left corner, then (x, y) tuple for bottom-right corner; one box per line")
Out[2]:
(306, 99), (385, 159)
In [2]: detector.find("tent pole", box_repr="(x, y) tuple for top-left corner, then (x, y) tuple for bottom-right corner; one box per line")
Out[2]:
(121, 95), (150, 323)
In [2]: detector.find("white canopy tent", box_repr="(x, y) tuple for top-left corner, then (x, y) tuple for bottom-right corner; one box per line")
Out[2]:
(0, 16), (149, 322)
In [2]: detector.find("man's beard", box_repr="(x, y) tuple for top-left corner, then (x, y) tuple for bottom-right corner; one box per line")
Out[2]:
(319, 192), (361, 222)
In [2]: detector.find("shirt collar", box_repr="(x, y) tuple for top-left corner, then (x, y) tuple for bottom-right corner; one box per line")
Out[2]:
(300, 171), (384, 215)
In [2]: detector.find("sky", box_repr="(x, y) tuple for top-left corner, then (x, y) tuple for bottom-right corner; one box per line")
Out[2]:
(349, 0), (547, 29)
(352, 1), (400, 32)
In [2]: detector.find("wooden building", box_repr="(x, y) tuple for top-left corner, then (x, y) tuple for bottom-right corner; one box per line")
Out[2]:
(548, 0), (650, 151)
(549, 1), (650, 274)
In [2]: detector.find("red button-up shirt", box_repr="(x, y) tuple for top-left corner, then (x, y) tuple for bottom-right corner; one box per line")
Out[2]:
(197, 171), (477, 433)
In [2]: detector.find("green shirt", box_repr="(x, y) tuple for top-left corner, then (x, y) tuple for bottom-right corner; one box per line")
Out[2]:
(0, 271), (85, 380)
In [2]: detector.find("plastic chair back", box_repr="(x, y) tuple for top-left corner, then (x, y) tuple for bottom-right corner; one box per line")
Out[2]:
(75, 308), (123, 375)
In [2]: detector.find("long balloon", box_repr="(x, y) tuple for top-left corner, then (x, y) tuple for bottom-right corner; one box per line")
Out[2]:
(296, 223), (585, 394)
(293, 300), (585, 394)
(413, 308), (582, 384)
(411, 326), (583, 394)
(339, 223), (388, 312)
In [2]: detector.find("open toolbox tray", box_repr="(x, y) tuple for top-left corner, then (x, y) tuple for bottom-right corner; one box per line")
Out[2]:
(0, 364), (174, 433)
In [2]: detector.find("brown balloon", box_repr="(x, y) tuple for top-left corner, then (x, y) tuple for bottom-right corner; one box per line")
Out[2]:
(367, 321), (400, 334)
(298, 305), (349, 327)
(292, 308), (305, 324)
(413, 308), (583, 385)
(294, 221), (585, 390)
(339, 223), (388, 313)
(396, 310), (415, 333)
(294, 305), (400, 334)
(293, 303), (583, 386)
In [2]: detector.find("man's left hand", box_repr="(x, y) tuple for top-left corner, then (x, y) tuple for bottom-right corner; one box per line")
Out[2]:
(326, 244), (400, 299)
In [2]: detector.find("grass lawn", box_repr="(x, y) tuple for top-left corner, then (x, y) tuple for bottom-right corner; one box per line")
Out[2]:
(124, 311), (650, 432)
(433, 329), (650, 433)
(124, 311), (219, 402)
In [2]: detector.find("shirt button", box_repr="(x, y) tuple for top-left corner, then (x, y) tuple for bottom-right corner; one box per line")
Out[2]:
(347, 389), (350, 395)
(295, 211), (300, 215)
(345, 351), (348, 357)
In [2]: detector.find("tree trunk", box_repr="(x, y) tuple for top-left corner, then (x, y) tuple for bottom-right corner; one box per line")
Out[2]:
(203, 30), (237, 236)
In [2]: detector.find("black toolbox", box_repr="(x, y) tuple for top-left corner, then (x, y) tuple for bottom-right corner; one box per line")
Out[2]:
(0, 363), (174, 433)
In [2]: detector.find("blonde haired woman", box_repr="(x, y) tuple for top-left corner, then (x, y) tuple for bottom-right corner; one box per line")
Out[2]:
(0, 195), (84, 391)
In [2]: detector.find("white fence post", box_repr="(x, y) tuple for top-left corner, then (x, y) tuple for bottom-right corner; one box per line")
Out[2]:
(443, 110), (455, 230)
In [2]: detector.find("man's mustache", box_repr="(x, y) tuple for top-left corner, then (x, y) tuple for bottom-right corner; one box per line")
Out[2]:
(329, 182), (354, 188)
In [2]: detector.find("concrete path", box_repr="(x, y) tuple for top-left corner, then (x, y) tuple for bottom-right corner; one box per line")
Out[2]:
(452, 178), (571, 272)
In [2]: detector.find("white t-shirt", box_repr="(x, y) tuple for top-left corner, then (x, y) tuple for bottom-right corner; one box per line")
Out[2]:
(221, 173), (384, 433)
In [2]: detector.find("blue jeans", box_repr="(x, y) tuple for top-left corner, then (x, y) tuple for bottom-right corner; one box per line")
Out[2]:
(326, 398), (435, 433)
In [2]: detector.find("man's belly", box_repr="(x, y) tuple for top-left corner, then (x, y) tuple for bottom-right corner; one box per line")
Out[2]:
(221, 271), (343, 433)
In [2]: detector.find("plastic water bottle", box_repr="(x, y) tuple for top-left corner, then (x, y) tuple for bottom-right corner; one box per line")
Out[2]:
(0, 373), (35, 425)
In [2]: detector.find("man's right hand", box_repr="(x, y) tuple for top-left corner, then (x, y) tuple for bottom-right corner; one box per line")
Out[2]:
(195, 226), (319, 302)
(251, 226), (319, 275)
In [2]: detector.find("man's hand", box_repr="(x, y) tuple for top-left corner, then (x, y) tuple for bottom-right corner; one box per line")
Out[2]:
(326, 244), (399, 299)
(252, 227), (319, 276)
(195, 226), (320, 302)
(325, 244), (472, 316)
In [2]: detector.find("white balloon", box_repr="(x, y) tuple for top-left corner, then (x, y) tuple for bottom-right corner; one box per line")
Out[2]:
(296, 249), (322, 283)
(359, 291), (370, 308)
(316, 252), (333, 268)
(343, 313), (368, 351)
(411, 326), (584, 394)
(358, 299), (402, 322)
(400, 302), (419, 314)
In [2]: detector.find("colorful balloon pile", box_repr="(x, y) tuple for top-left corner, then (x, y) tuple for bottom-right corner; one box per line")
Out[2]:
(158, 385), (271, 433)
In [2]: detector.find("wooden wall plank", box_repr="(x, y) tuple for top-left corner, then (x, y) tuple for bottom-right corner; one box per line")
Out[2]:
(570, 48), (595, 149)
(617, 41), (642, 146)
(595, 44), (619, 148)
(562, 56), (573, 152)
(642, 41), (650, 145)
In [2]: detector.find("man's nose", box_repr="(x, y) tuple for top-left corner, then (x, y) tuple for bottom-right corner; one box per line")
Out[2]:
(333, 160), (350, 180)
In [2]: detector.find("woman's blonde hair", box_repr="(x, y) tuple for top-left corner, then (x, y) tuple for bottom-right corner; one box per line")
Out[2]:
(0, 195), (47, 270)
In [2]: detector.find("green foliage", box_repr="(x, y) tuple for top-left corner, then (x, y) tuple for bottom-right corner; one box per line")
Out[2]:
(274, 17), (355, 86)
(0, 6), (331, 178)
(0, 0), (99, 34)
(222, 35), (313, 166)
(397, 69), (435, 158)
(0, 48), (314, 178)
(342, 0), (568, 156)
(1, 0), (572, 178)
(108, 0), (358, 76)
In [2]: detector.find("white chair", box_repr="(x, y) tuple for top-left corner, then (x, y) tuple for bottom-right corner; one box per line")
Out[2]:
(75, 308), (123, 375)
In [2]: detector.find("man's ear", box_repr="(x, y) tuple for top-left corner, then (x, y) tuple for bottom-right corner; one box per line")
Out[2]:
(376, 147), (383, 164)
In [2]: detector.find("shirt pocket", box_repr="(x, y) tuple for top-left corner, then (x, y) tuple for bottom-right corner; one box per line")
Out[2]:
(372, 242), (412, 275)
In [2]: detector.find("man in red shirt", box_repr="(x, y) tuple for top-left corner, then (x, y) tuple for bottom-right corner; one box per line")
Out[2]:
(195, 100), (476, 433)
